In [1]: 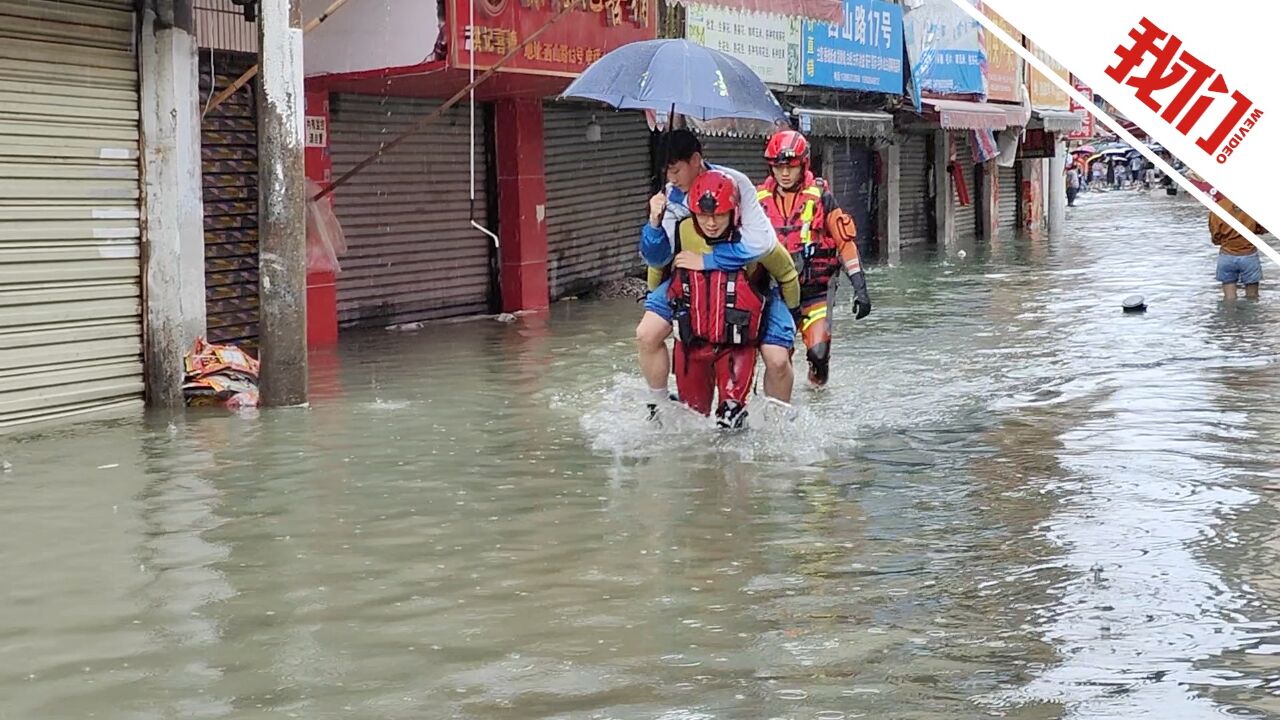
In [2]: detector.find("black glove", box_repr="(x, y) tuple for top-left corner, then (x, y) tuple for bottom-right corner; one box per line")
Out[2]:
(789, 306), (804, 328)
(850, 272), (871, 320)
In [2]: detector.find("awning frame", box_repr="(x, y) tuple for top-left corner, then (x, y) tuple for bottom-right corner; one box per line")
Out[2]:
(791, 107), (896, 139)
(924, 98), (1009, 131)
(1032, 108), (1086, 133)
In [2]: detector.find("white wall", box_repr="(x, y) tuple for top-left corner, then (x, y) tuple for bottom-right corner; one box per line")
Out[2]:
(302, 0), (439, 77)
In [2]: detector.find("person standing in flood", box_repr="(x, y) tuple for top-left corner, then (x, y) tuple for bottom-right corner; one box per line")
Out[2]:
(1065, 164), (1080, 207)
(1210, 193), (1268, 300)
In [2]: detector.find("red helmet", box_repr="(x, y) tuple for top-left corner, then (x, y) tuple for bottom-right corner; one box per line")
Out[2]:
(688, 169), (739, 216)
(687, 170), (740, 239)
(765, 130), (810, 167)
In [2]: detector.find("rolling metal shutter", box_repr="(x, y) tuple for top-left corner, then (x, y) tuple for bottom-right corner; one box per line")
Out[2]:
(700, 135), (769, 186)
(953, 132), (978, 240)
(330, 94), (492, 327)
(0, 0), (144, 430)
(898, 134), (930, 247)
(998, 163), (1019, 230)
(830, 140), (877, 259)
(543, 104), (651, 298)
(199, 52), (259, 346)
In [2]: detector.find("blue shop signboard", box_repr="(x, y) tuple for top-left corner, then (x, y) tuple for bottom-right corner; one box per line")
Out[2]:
(802, 0), (904, 94)
(902, 0), (986, 98)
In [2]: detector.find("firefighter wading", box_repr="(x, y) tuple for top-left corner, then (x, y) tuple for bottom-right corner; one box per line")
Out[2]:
(758, 130), (872, 386)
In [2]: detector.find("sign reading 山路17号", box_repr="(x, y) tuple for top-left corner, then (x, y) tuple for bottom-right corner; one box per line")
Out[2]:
(802, 0), (903, 94)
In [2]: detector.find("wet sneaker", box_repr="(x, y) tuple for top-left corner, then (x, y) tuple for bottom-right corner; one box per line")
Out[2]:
(646, 392), (679, 423)
(716, 401), (748, 431)
(762, 396), (799, 423)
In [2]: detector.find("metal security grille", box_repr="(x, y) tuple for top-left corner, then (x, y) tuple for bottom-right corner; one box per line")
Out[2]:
(0, 0), (144, 430)
(543, 104), (652, 298)
(200, 52), (260, 345)
(998, 163), (1019, 231)
(953, 132), (978, 240)
(330, 94), (492, 327)
(898, 134), (930, 247)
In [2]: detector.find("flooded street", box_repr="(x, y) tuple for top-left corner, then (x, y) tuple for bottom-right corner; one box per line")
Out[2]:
(5, 191), (1280, 719)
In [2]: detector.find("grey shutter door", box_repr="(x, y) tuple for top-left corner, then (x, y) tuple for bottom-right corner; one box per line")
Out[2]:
(953, 133), (978, 240)
(998, 163), (1019, 230)
(0, 0), (145, 430)
(700, 136), (769, 187)
(830, 140), (877, 258)
(543, 104), (652, 298)
(330, 94), (492, 327)
(898, 134), (930, 247)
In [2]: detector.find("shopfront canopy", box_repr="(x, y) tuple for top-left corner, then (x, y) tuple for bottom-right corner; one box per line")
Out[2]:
(924, 98), (1008, 131)
(792, 107), (895, 139)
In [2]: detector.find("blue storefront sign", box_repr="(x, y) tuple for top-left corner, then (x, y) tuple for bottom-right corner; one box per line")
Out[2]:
(902, 0), (986, 102)
(802, 0), (904, 94)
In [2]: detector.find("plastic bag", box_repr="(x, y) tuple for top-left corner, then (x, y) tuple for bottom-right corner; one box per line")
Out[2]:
(182, 336), (260, 409)
(306, 178), (348, 274)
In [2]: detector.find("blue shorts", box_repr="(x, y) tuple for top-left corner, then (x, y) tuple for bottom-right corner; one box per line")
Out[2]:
(1216, 251), (1262, 285)
(643, 277), (796, 348)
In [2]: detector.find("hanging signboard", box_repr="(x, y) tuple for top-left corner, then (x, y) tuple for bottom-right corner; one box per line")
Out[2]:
(1016, 127), (1058, 158)
(1067, 77), (1096, 139)
(981, 2), (1022, 103)
(801, 0), (903, 94)
(451, 0), (658, 77)
(903, 0), (986, 101)
(686, 4), (801, 85)
(1025, 38), (1071, 110)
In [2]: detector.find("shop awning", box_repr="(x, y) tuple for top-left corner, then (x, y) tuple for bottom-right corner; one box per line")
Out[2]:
(665, 0), (843, 23)
(1033, 108), (1084, 133)
(792, 107), (895, 139)
(1001, 102), (1032, 128)
(924, 99), (1008, 131)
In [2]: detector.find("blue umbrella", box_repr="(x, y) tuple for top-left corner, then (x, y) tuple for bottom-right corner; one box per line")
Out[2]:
(560, 39), (787, 124)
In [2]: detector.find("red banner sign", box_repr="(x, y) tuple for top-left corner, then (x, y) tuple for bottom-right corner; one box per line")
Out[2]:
(451, 0), (658, 77)
(1067, 77), (1095, 139)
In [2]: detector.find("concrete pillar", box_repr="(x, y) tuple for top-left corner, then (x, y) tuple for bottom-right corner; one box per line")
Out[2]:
(979, 160), (997, 241)
(1048, 137), (1066, 234)
(139, 0), (205, 408)
(303, 89), (339, 347)
(257, 0), (309, 407)
(494, 98), (549, 313)
(933, 130), (953, 250)
(879, 141), (901, 265)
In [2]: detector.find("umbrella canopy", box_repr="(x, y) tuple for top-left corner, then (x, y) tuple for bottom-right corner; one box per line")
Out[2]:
(1071, 145), (1096, 154)
(560, 39), (788, 124)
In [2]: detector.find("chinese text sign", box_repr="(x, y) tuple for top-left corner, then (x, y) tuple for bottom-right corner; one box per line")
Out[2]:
(452, 0), (657, 76)
(903, 0), (986, 98)
(1105, 17), (1263, 165)
(802, 0), (903, 94)
(686, 4), (801, 85)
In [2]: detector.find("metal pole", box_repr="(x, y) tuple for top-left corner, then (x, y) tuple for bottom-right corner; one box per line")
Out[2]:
(257, 0), (309, 406)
